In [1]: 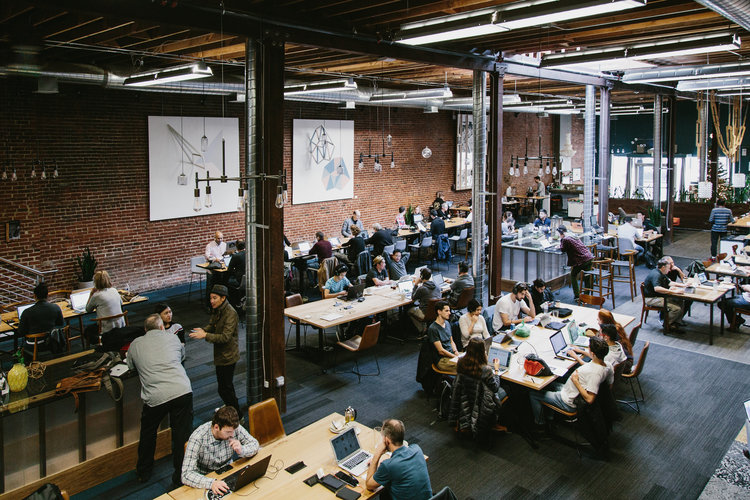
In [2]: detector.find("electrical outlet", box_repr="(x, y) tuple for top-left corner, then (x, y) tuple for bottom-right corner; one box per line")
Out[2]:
(275, 376), (285, 387)
(263, 380), (269, 388)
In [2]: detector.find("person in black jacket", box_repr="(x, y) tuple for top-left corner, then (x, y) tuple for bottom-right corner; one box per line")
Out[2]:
(430, 213), (446, 237)
(16, 282), (64, 351)
(529, 278), (555, 312)
(342, 225), (366, 263)
(226, 241), (245, 287)
(366, 223), (394, 257)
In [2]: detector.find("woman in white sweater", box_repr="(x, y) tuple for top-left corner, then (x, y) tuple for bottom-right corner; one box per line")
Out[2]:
(86, 270), (124, 342)
(458, 298), (491, 349)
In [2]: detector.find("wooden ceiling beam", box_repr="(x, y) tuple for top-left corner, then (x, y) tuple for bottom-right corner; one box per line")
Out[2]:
(186, 42), (246, 59)
(63, 20), (134, 44)
(148, 32), (236, 54)
(44, 15), (103, 39)
(119, 28), (191, 49)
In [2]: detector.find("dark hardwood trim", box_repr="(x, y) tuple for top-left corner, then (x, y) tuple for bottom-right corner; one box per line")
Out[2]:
(488, 71), (503, 301)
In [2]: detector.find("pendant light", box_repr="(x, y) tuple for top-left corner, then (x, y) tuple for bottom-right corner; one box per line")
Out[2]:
(545, 160), (551, 175)
(522, 159), (528, 175)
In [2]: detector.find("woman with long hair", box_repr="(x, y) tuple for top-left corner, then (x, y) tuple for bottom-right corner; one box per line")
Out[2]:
(457, 338), (507, 402)
(597, 309), (633, 358)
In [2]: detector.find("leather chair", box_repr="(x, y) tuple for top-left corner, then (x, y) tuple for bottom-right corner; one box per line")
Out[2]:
(248, 398), (286, 446)
(334, 321), (381, 383)
(284, 294), (307, 350)
(356, 250), (372, 277)
(409, 236), (433, 264)
(618, 341), (650, 414)
(452, 287), (476, 312)
(628, 323), (642, 346)
(578, 293), (605, 308)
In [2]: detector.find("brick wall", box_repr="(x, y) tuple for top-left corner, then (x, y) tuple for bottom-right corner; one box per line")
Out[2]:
(1, 78), (557, 292)
(500, 112), (556, 194)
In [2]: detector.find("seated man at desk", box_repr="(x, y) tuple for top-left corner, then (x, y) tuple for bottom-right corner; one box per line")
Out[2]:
(342, 210), (364, 238)
(16, 282), (64, 349)
(533, 209), (551, 229)
(436, 202), (450, 220)
(664, 256), (685, 282)
(387, 249), (410, 280)
(323, 264), (352, 299)
(408, 268), (442, 331)
(528, 337), (612, 427)
(448, 262), (474, 307)
(427, 301), (458, 370)
(226, 240), (245, 288)
(430, 211), (446, 237)
(492, 282), (535, 332)
(182, 406), (260, 495)
(720, 283), (750, 330)
(205, 231), (227, 263)
(366, 223), (394, 257)
(341, 225), (365, 268)
(636, 211), (658, 232)
(309, 231), (333, 263)
(530, 278), (555, 312)
(617, 217), (645, 262)
(366, 256), (393, 287)
(644, 257), (686, 332)
(366, 418), (432, 500)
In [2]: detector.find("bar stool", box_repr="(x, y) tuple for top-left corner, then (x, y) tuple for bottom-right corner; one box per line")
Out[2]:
(612, 248), (637, 301)
(580, 258), (615, 308)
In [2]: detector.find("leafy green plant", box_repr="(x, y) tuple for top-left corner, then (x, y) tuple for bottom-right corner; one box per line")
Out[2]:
(405, 204), (414, 226)
(647, 206), (662, 228)
(14, 348), (24, 365)
(75, 247), (98, 282)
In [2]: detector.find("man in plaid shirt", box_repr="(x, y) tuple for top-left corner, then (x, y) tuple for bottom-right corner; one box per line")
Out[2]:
(181, 407), (259, 495)
(557, 226), (594, 299)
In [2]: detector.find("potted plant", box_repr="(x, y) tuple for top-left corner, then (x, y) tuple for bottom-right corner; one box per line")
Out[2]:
(75, 247), (97, 289)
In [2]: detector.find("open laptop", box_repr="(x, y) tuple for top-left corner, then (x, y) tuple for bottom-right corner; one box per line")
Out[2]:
(331, 427), (373, 477)
(223, 255), (232, 267)
(343, 283), (365, 301)
(397, 280), (414, 299)
(567, 320), (589, 347)
(413, 213), (423, 224)
(549, 330), (575, 361)
(695, 272), (712, 285)
(432, 273), (444, 288)
(70, 289), (92, 312)
(297, 241), (311, 254)
(487, 344), (513, 374)
(413, 265), (427, 279)
(214, 455), (272, 497)
(329, 237), (341, 247)
(16, 303), (33, 321)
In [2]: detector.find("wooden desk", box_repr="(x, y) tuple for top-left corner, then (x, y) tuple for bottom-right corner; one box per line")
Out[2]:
(197, 262), (228, 273)
(729, 214), (750, 230)
(284, 286), (411, 350)
(445, 304), (634, 391)
(660, 284), (732, 344)
(397, 217), (469, 238)
(705, 262), (750, 281)
(167, 413), (380, 500)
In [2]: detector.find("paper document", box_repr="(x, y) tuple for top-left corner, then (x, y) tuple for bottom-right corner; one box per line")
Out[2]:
(320, 313), (343, 321)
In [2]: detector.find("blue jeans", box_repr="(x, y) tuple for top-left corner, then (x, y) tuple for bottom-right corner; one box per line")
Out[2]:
(721, 295), (750, 323)
(529, 383), (576, 424)
(634, 244), (645, 261)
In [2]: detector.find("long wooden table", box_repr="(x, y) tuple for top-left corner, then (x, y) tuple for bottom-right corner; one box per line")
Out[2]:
(705, 262), (750, 281)
(167, 413), (381, 500)
(660, 284), (732, 344)
(445, 304), (634, 391)
(397, 216), (468, 238)
(284, 285), (412, 350)
(728, 213), (750, 230)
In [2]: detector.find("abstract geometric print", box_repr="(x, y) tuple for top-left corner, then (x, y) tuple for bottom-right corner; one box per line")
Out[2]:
(321, 157), (351, 191)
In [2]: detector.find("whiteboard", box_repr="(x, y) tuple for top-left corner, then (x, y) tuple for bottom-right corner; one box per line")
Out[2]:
(148, 116), (240, 221)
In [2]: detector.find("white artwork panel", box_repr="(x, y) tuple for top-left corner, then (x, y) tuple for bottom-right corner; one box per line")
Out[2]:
(292, 119), (354, 204)
(148, 116), (240, 221)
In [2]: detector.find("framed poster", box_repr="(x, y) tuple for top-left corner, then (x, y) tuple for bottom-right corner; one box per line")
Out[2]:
(6, 221), (20, 242)
(292, 119), (354, 204)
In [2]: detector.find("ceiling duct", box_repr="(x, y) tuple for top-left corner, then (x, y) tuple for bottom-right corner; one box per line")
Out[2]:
(694, 1), (750, 32)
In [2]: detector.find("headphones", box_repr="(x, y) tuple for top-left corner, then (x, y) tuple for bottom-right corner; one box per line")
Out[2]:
(512, 282), (527, 294)
(335, 264), (348, 275)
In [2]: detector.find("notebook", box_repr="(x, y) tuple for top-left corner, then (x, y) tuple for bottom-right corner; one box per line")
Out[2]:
(330, 427), (373, 477)
(70, 289), (92, 312)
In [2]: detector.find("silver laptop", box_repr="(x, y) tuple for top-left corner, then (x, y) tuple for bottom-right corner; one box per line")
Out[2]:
(432, 273), (444, 288)
(413, 265), (427, 279)
(488, 344), (513, 374)
(550, 330), (574, 361)
(329, 237), (341, 247)
(413, 213), (423, 224)
(297, 241), (311, 254)
(330, 427), (373, 477)
(567, 320), (589, 347)
(397, 280), (414, 299)
(16, 303), (33, 321)
(70, 289), (92, 312)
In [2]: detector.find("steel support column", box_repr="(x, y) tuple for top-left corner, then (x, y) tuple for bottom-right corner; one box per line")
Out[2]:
(653, 94), (663, 213)
(598, 86), (611, 231)
(473, 70), (488, 304)
(488, 71), (503, 302)
(583, 85), (596, 231)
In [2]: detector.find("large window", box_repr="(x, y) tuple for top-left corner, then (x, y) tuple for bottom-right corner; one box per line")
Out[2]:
(455, 114), (473, 191)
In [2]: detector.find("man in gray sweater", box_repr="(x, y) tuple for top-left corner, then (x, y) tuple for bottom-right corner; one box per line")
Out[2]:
(448, 262), (474, 308)
(127, 314), (193, 487)
(387, 249), (410, 280)
(408, 267), (442, 332)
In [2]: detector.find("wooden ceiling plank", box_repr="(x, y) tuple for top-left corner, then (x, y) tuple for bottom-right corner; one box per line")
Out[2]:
(0, 4), (34, 25)
(64, 21), (134, 44)
(148, 32), (237, 54)
(44, 15), (103, 39)
(119, 29), (192, 49)
(186, 42), (247, 59)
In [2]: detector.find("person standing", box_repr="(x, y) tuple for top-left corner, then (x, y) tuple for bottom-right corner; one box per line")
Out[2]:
(708, 199), (734, 260)
(534, 175), (546, 212)
(557, 226), (594, 300)
(365, 419), (432, 500)
(127, 314), (193, 487)
(189, 285), (240, 415)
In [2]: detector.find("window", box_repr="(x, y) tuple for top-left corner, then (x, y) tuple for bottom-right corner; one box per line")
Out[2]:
(455, 114), (473, 190)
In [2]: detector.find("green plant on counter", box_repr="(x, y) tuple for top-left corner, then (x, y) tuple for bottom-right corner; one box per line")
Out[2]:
(647, 206), (662, 228)
(14, 348), (24, 365)
(75, 247), (98, 282)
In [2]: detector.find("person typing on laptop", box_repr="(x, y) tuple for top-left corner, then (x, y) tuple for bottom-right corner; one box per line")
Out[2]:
(365, 419), (432, 500)
(16, 282), (64, 349)
(366, 256), (392, 287)
(323, 264), (352, 299)
(528, 337), (613, 427)
(407, 268), (441, 332)
(181, 406), (259, 495)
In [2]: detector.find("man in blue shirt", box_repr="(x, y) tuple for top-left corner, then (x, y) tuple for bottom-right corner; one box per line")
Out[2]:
(322, 264), (351, 299)
(533, 209), (552, 229)
(427, 301), (458, 370)
(366, 419), (431, 500)
(708, 199), (735, 260)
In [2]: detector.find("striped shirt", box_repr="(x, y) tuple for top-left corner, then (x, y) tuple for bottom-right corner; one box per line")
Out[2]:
(709, 207), (733, 232)
(181, 422), (259, 489)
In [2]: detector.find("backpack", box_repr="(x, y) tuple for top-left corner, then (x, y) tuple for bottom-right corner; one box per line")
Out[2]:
(686, 260), (706, 277)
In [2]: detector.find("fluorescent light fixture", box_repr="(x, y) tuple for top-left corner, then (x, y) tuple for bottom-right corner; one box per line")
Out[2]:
(623, 60), (750, 84)
(676, 77), (750, 92)
(424, 106), (439, 113)
(284, 79), (357, 95)
(397, 0), (646, 46)
(370, 86), (452, 103)
(543, 32), (741, 68)
(443, 93), (522, 106)
(124, 62), (213, 87)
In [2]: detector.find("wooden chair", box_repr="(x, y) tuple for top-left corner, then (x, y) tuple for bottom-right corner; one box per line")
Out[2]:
(61, 491), (70, 500)
(639, 283), (662, 326)
(421, 298), (443, 332)
(248, 398), (286, 446)
(732, 302), (750, 330)
(612, 245), (637, 301)
(578, 293), (605, 308)
(718, 252), (728, 261)
(618, 341), (650, 414)
(24, 332), (49, 361)
(628, 323), (642, 346)
(334, 321), (381, 383)
(452, 287), (476, 312)
(48, 289), (72, 303)
(284, 294), (308, 350)
(90, 311), (129, 344)
(0, 301), (27, 314)
(580, 258), (615, 308)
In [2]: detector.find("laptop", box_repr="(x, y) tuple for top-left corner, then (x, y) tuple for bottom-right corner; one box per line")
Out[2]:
(487, 344), (513, 374)
(413, 213), (423, 224)
(567, 320), (589, 347)
(223, 255), (232, 266)
(297, 241), (311, 254)
(397, 280), (414, 299)
(331, 427), (373, 477)
(219, 455), (272, 495)
(413, 265), (427, 279)
(432, 273), (444, 288)
(549, 330), (575, 361)
(695, 272), (711, 285)
(343, 283), (366, 301)
(70, 289), (92, 312)
(329, 237), (341, 247)
(16, 303), (33, 321)
(416, 221), (427, 232)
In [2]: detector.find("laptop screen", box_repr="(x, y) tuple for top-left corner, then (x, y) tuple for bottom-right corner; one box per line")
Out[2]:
(488, 345), (512, 368)
(223, 255), (232, 266)
(413, 266), (426, 279)
(329, 237), (341, 247)
(331, 428), (360, 461)
(567, 320), (578, 342)
(298, 242), (311, 253)
(17, 303), (33, 320)
(70, 290), (92, 310)
(550, 330), (568, 355)
(432, 274), (444, 287)
(398, 281), (413, 295)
